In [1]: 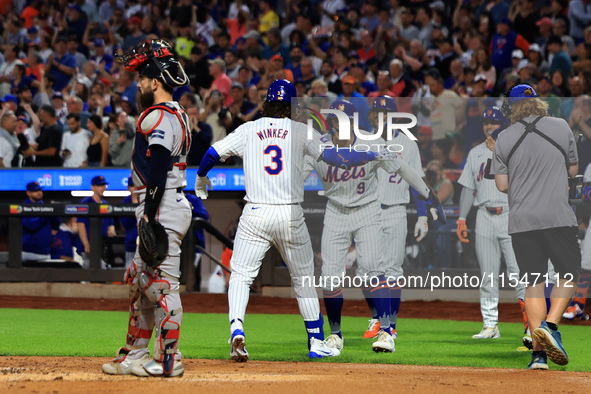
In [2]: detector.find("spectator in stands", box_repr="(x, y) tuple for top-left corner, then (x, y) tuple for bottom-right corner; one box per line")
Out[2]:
(61, 113), (92, 168)
(509, 0), (540, 44)
(77, 176), (116, 269)
(26, 105), (62, 167)
(115, 71), (138, 108)
(445, 59), (463, 90)
(67, 34), (88, 70)
(108, 112), (134, 167)
(50, 216), (84, 266)
(553, 19), (575, 56)
(259, 0), (280, 45)
(475, 48), (496, 87)
(395, 8), (419, 50)
(187, 102), (213, 166)
(121, 176), (138, 269)
(185, 47), (213, 94)
(527, 44), (548, 79)
(262, 28), (291, 64)
(0, 44), (25, 97)
(227, 82), (256, 133)
(424, 71), (464, 140)
(339, 75), (372, 131)
(431, 138), (457, 169)
(389, 58), (415, 98)
(122, 16), (146, 51)
(417, 125), (434, 168)
(199, 89), (230, 144)
(433, 37), (459, 81)
(208, 58), (233, 107)
(562, 76), (585, 122)
(45, 37), (76, 92)
(490, 17), (529, 74)
(85, 115), (109, 167)
(185, 191), (210, 291)
(22, 181), (60, 262)
(416, 6), (434, 49)
(0, 110), (21, 168)
(547, 35), (573, 80)
(568, 0), (591, 42)
(319, 59), (343, 96)
(65, 96), (91, 131)
(368, 71), (395, 98)
(536, 74), (562, 117)
(224, 49), (240, 80)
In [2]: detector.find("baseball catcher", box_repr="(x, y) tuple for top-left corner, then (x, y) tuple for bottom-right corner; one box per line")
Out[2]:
(102, 39), (192, 377)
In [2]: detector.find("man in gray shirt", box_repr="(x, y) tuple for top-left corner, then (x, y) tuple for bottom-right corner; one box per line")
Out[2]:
(491, 84), (581, 371)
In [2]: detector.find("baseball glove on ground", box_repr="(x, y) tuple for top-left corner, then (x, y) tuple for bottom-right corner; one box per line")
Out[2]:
(138, 218), (169, 267)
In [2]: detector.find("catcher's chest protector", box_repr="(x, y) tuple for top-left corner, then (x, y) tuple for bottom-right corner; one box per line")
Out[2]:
(132, 102), (191, 189)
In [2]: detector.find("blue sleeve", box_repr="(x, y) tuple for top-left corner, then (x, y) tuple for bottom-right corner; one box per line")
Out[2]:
(22, 217), (47, 232)
(65, 55), (77, 69)
(144, 145), (171, 221)
(320, 148), (376, 170)
(197, 146), (221, 177)
(193, 198), (209, 221)
(411, 187), (428, 217)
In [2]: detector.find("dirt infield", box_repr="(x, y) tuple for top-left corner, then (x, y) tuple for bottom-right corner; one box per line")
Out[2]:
(2, 356), (591, 394)
(2, 294), (590, 392)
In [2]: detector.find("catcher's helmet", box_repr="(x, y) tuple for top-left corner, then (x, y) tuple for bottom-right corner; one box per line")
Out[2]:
(115, 39), (189, 88)
(371, 95), (397, 112)
(267, 79), (297, 103)
(329, 99), (356, 118)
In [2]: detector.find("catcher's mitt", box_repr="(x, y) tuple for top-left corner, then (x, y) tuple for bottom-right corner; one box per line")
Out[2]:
(138, 218), (169, 267)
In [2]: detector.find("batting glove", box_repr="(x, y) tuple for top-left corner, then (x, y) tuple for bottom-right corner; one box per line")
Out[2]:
(456, 218), (469, 243)
(374, 149), (397, 162)
(414, 216), (428, 242)
(195, 175), (212, 200)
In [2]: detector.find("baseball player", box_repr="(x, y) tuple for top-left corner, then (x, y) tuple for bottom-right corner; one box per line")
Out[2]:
(563, 162), (591, 320)
(457, 106), (526, 340)
(302, 98), (439, 353)
(102, 39), (192, 378)
(358, 96), (429, 341)
(195, 79), (443, 361)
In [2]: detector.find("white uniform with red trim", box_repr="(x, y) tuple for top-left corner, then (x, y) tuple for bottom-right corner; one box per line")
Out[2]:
(122, 101), (193, 373)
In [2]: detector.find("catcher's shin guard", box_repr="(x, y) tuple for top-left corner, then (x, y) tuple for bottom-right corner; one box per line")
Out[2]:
(139, 267), (183, 375)
(125, 261), (155, 350)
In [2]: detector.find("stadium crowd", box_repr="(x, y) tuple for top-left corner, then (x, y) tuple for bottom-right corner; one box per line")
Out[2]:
(2, 0), (591, 272)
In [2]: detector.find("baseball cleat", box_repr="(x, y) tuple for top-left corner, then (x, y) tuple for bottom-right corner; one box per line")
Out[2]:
(363, 319), (380, 338)
(325, 334), (344, 351)
(131, 359), (184, 377)
(533, 321), (568, 365)
(523, 327), (533, 350)
(230, 329), (249, 363)
(372, 329), (395, 353)
(391, 329), (397, 340)
(562, 303), (584, 320)
(101, 348), (150, 375)
(472, 326), (500, 339)
(308, 338), (340, 359)
(527, 351), (549, 370)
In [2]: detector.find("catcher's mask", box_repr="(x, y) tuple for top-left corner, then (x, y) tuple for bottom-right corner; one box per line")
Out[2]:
(115, 39), (189, 88)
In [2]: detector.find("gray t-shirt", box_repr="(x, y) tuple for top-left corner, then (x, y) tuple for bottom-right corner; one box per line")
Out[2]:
(491, 115), (578, 234)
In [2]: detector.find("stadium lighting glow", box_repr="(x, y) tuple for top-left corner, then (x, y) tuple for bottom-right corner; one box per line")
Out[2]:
(71, 191), (131, 197)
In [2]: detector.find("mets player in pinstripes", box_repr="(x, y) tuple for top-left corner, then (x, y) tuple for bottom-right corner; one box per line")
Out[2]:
(562, 162), (591, 320)
(358, 96), (430, 341)
(456, 106), (527, 341)
(195, 79), (388, 362)
(302, 98), (445, 353)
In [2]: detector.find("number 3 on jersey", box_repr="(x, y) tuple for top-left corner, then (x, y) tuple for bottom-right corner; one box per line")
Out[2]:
(264, 145), (283, 175)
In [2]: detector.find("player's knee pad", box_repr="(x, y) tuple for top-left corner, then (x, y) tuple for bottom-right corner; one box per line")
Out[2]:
(138, 269), (178, 303)
(125, 261), (141, 299)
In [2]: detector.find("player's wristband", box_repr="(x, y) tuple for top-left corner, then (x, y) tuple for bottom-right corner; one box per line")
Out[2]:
(321, 148), (375, 170)
(197, 147), (221, 177)
(411, 187), (428, 217)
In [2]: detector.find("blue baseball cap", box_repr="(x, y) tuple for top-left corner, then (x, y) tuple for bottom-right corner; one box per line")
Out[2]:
(508, 84), (537, 104)
(94, 38), (105, 47)
(91, 176), (108, 186)
(26, 181), (42, 191)
(27, 26), (38, 34)
(371, 95), (398, 112)
(330, 99), (356, 118)
(1, 94), (17, 104)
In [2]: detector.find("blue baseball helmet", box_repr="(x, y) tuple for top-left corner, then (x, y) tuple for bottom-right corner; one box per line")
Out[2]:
(483, 106), (508, 140)
(267, 79), (297, 104)
(507, 84), (537, 103)
(329, 99), (356, 118)
(371, 95), (397, 112)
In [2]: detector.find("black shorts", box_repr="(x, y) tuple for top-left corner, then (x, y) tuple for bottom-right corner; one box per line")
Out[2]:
(511, 226), (581, 286)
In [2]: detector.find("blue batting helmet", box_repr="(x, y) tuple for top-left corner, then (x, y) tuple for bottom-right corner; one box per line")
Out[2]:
(329, 99), (356, 118)
(266, 79), (297, 104)
(483, 106), (508, 140)
(371, 95), (397, 112)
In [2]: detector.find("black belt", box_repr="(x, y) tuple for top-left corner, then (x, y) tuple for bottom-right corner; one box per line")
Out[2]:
(486, 207), (503, 215)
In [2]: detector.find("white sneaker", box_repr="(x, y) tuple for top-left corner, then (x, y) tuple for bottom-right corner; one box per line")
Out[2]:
(131, 359), (184, 377)
(230, 329), (249, 363)
(563, 304), (584, 320)
(102, 349), (150, 375)
(308, 338), (340, 358)
(325, 334), (344, 351)
(472, 326), (500, 339)
(372, 329), (395, 353)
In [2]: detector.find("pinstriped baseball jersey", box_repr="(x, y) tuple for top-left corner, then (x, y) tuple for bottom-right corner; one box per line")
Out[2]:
(378, 132), (424, 206)
(132, 101), (191, 190)
(302, 136), (400, 208)
(212, 117), (326, 204)
(458, 142), (508, 208)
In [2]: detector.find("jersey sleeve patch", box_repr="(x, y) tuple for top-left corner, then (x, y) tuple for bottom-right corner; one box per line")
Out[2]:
(319, 135), (330, 144)
(139, 109), (164, 135)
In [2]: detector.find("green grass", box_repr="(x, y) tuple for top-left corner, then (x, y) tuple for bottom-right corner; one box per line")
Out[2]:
(2, 309), (590, 371)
